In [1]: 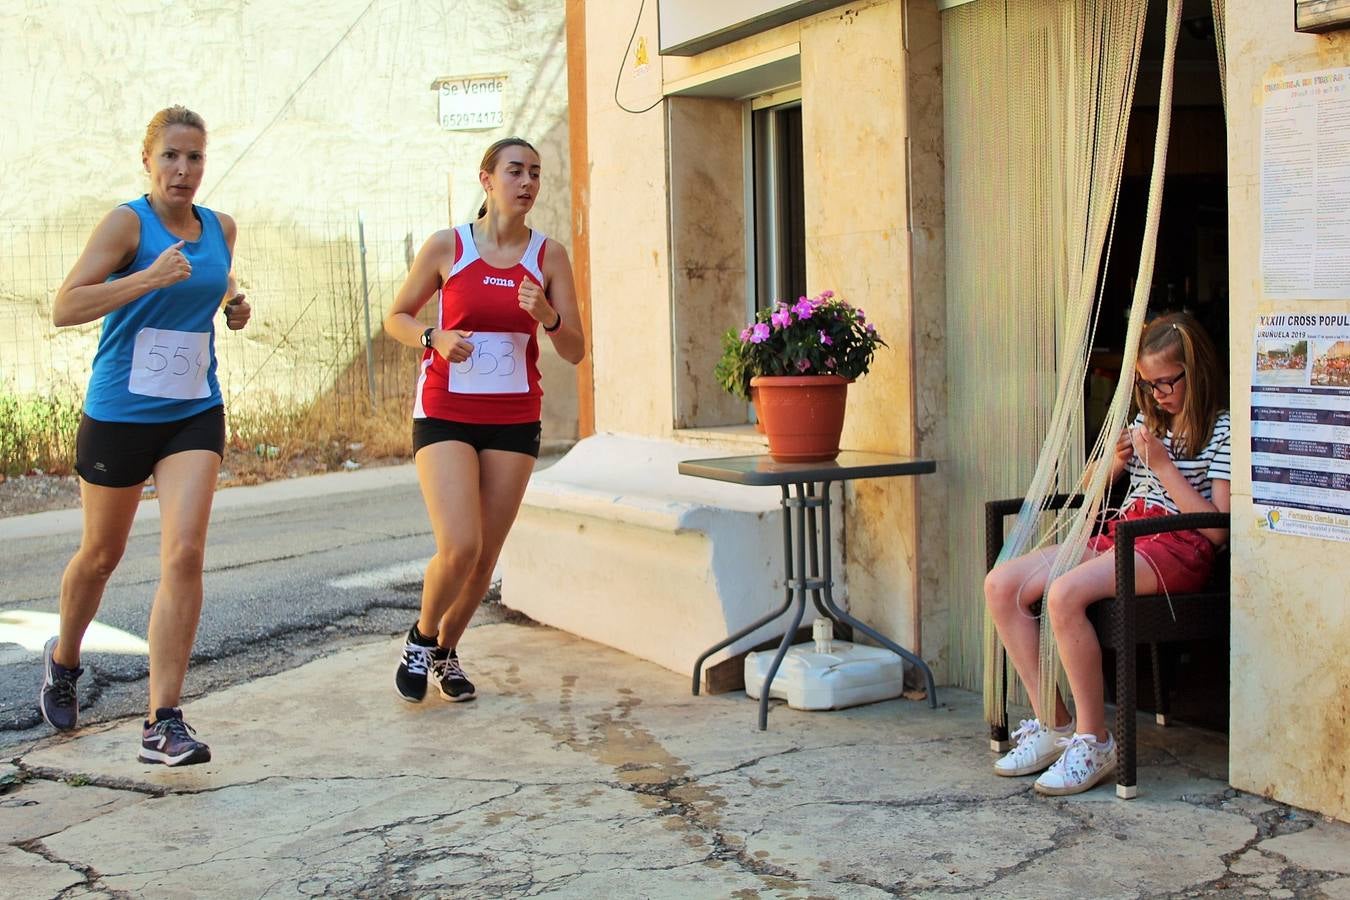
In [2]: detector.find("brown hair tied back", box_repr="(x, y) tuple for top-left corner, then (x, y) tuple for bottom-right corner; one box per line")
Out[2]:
(142, 106), (207, 158)
(1133, 311), (1224, 459)
(476, 137), (538, 218)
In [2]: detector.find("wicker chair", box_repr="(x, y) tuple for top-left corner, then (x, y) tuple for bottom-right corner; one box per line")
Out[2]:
(984, 494), (1230, 798)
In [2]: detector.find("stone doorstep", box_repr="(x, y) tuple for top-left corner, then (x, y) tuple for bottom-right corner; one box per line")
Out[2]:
(522, 432), (784, 524)
(502, 434), (845, 678)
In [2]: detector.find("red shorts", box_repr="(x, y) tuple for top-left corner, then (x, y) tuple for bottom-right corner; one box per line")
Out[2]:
(1087, 499), (1217, 594)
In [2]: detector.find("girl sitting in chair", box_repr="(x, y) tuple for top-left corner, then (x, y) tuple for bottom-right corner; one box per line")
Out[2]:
(983, 311), (1230, 795)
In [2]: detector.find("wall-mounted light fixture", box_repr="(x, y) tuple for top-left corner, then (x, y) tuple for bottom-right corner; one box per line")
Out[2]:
(1295, 0), (1350, 33)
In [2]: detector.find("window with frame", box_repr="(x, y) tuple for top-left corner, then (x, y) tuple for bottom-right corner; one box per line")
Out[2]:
(750, 93), (806, 314)
(664, 83), (805, 429)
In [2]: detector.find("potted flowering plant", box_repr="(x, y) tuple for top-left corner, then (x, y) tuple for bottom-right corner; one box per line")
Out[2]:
(715, 290), (886, 462)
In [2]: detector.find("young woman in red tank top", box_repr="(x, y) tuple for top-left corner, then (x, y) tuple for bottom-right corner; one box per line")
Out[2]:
(384, 138), (584, 704)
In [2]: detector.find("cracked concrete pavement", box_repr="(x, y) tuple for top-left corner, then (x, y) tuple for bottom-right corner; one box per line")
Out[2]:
(5, 623), (1349, 898)
(0, 461), (540, 747)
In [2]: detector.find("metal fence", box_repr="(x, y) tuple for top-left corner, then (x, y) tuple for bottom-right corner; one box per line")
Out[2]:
(0, 206), (439, 441)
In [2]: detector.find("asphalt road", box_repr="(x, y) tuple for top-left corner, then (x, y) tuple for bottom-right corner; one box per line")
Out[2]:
(0, 463), (535, 755)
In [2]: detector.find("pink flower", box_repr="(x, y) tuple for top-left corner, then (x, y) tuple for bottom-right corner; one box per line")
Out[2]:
(795, 358), (812, 373)
(825, 356), (837, 369)
(739, 327), (752, 343)
(856, 308), (866, 323)
(865, 323), (876, 335)
(792, 298), (814, 319)
(750, 323), (771, 343)
(819, 330), (833, 346)
(771, 308), (793, 329)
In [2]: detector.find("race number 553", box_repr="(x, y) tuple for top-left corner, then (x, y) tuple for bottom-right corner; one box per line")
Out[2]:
(448, 331), (528, 395)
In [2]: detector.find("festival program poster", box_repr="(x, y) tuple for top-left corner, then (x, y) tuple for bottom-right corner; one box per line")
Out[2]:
(1252, 313), (1350, 543)
(1261, 67), (1350, 300)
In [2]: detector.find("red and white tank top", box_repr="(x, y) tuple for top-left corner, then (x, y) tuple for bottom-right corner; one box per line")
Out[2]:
(413, 224), (548, 424)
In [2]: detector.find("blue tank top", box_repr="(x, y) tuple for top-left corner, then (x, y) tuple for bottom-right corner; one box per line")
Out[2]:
(84, 196), (230, 423)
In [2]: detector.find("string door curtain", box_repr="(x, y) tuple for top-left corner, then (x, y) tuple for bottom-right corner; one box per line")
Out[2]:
(1212, 0), (1228, 115)
(942, 0), (1150, 695)
(966, 0), (1182, 730)
(941, 0), (1183, 718)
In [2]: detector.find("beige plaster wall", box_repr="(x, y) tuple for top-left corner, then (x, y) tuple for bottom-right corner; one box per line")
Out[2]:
(1224, 0), (1350, 822)
(582, 0), (940, 670)
(798, 1), (925, 660)
(586, 0), (675, 436)
(2, 0), (571, 239)
(906, 1), (949, 679)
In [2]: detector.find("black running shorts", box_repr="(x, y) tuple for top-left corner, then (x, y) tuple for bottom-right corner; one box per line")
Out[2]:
(75, 405), (226, 488)
(412, 417), (541, 459)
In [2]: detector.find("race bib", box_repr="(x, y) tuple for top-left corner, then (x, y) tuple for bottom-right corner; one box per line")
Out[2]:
(128, 328), (211, 400)
(448, 331), (529, 395)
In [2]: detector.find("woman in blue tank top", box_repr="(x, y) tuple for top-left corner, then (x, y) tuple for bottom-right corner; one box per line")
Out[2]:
(37, 106), (252, 767)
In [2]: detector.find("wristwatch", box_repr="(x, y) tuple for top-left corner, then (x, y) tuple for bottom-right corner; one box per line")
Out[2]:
(420, 327), (435, 349)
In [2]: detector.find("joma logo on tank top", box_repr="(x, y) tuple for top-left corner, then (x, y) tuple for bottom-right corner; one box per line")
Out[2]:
(483, 275), (516, 288)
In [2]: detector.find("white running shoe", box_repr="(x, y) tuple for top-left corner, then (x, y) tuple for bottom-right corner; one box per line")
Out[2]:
(993, 718), (1073, 777)
(1034, 732), (1117, 796)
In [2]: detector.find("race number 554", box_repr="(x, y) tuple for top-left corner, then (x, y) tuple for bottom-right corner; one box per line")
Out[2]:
(145, 343), (204, 378)
(129, 327), (211, 400)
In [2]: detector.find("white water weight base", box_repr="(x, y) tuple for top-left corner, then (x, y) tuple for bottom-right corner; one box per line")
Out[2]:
(744, 641), (906, 711)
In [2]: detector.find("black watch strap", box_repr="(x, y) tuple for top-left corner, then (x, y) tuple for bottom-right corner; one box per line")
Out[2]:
(421, 327), (435, 348)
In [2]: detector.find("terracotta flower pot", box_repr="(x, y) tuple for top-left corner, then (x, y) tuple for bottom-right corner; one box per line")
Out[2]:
(750, 386), (766, 433)
(750, 374), (850, 462)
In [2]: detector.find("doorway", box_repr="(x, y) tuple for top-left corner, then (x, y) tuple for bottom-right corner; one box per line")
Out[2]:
(1087, 0), (1230, 435)
(1087, 0), (1230, 732)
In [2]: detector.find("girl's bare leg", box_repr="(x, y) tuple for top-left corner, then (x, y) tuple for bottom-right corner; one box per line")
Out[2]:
(435, 448), (535, 649)
(1046, 549), (1159, 740)
(984, 546), (1077, 726)
(414, 441), (483, 639)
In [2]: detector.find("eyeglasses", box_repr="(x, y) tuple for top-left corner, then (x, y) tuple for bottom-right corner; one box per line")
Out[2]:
(1137, 370), (1186, 396)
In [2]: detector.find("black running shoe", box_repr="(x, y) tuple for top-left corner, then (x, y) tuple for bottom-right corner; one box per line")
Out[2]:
(432, 649), (476, 702)
(139, 708), (211, 767)
(38, 636), (82, 732)
(395, 626), (436, 702)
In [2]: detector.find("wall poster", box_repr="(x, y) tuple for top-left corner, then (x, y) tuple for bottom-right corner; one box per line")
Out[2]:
(1261, 67), (1350, 300)
(1252, 314), (1350, 543)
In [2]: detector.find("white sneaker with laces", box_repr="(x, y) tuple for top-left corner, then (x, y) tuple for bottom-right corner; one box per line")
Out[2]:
(1034, 732), (1117, 796)
(993, 718), (1073, 777)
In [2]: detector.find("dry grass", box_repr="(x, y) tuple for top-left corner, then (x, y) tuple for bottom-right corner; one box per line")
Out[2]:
(0, 381), (416, 483)
(0, 383), (82, 476)
(223, 391), (413, 485)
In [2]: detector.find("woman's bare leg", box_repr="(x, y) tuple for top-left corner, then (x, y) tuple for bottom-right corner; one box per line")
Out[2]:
(54, 480), (142, 668)
(145, 450), (219, 717)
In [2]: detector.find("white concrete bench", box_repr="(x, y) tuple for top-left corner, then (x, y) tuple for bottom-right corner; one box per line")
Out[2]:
(500, 433), (841, 677)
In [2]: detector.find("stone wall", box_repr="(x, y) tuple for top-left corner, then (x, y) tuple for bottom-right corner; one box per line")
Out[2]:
(1223, 0), (1349, 822)
(0, 0), (577, 439)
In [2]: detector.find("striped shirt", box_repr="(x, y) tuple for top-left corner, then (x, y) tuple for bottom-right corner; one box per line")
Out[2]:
(1123, 410), (1231, 514)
